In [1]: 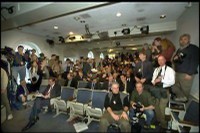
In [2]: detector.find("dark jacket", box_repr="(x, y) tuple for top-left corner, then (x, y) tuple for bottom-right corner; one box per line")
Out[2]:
(134, 60), (154, 84)
(42, 83), (61, 98)
(173, 44), (199, 75)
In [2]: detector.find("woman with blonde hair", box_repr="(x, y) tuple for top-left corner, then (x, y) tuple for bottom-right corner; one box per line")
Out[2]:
(160, 38), (176, 67)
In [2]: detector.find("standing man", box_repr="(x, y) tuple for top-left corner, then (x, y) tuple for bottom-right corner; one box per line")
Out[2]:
(99, 82), (131, 132)
(12, 45), (26, 87)
(151, 55), (175, 130)
(22, 77), (61, 131)
(172, 33), (199, 102)
(134, 52), (154, 90)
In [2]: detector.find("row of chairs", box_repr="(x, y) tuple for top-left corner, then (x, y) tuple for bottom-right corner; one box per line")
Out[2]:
(50, 86), (129, 125)
(166, 94), (199, 132)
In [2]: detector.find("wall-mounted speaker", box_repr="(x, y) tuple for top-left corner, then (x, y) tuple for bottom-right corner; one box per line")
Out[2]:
(46, 39), (54, 46)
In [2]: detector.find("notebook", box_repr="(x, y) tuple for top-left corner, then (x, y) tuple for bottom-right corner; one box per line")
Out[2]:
(73, 122), (88, 132)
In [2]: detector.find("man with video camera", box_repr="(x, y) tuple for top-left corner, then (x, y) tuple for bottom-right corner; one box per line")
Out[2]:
(172, 33), (199, 102)
(12, 45), (27, 87)
(129, 82), (155, 130)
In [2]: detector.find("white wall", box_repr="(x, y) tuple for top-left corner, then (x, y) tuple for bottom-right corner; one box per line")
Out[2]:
(170, 3), (199, 100)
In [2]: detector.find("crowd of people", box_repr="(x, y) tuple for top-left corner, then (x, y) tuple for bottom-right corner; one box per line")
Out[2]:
(1, 33), (199, 132)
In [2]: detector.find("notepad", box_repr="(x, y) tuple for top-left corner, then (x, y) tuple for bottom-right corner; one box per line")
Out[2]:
(73, 122), (88, 132)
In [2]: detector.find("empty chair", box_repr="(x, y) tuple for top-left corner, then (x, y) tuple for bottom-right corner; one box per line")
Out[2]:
(77, 81), (89, 89)
(170, 99), (199, 132)
(68, 88), (92, 121)
(51, 86), (75, 117)
(85, 90), (108, 125)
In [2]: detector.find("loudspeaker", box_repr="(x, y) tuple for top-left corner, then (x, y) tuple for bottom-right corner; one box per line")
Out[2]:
(46, 39), (54, 46)
(140, 25), (149, 34)
(98, 31), (109, 39)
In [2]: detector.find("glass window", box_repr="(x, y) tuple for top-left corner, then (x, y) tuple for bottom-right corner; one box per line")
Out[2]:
(88, 51), (94, 59)
(100, 52), (104, 59)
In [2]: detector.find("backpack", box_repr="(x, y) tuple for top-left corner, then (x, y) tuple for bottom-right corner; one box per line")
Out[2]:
(107, 123), (121, 133)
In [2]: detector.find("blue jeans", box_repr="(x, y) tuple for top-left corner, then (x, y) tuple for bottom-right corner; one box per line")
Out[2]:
(129, 108), (154, 125)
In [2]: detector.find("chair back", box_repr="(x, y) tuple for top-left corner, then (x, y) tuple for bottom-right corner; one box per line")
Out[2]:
(91, 90), (108, 109)
(184, 100), (199, 124)
(61, 86), (75, 100)
(39, 85), (48, 93)
(119, 92), (129, 105)
(77, 81), (89, 88)
(76, 88), (92, 104)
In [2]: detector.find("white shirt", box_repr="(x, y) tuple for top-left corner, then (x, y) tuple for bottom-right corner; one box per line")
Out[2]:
(151, 65), (175, 88)
(47, 83), (55, 95)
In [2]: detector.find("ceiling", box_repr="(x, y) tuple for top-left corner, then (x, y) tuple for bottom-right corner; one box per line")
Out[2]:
(1, 2), (189, 45)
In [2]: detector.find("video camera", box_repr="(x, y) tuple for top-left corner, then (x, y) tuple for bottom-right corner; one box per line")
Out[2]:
(1, 46), (15, 63)
(133, 102), (143, 113)
(173, 51), (186, 64)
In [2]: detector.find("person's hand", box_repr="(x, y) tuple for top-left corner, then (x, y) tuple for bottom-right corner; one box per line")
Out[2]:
(135, 77), (140, 82)
(173, 55), (179, 61)
(140, 105), (145, 112)
(132, 102), (136, 109)
(185, 74), (192, 80)
(120, 111), (128, 120)
(111, 113), (120, 121)
(141, 78), (146, 83)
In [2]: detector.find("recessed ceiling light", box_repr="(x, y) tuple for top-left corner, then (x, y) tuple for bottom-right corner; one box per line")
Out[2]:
(116, 12), (121, 17)
(69, 32), (73, 35)
(54, 25), (58, 29)
(160, 14), (166, 19)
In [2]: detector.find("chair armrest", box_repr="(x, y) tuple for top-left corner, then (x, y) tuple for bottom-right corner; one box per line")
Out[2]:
(170, 102), (185, 111)
(68, 97), (75, 101)
(179, 120), (199, 126)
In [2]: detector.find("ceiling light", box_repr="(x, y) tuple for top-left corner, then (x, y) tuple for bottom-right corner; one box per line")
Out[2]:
(116, 12), (121, 17)
(54, 26), (58, 29)
(108, 49), (113, 52)
(160, 14), (166, 19)
(69, 32), (73, 35)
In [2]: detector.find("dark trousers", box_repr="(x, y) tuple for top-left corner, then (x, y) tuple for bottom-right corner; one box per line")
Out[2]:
(29, 97), (50, 121)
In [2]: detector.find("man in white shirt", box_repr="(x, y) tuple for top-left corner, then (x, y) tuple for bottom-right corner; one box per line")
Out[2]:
(150, 55), (175, 130)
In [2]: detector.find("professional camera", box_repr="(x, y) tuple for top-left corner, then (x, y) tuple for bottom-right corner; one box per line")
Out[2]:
(173, 51), (186, 64)
(131, 102), (143, 133)
(134, 102), (143, 113)
(1, 46), (15, 64)
(136, 68), (142, 79)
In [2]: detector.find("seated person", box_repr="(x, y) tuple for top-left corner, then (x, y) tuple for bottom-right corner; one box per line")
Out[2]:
(129, 82), (155, 129)
(102, 74), (114, 91)
(99, 82), (131, 132)
(88, 78), (100, 89)
(64, 72), (77, 88)
(22, 77), (61, 131)
(16, 80), (29, 106)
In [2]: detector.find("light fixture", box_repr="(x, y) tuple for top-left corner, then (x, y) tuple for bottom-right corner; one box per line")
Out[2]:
(54, 25), (58, 29)
(160, 14), (166, 19)
(58, 36), (65, 43)
(122, 28), (130, 35)
(69, 32), (73, 35)
(116, 12), (121, 17)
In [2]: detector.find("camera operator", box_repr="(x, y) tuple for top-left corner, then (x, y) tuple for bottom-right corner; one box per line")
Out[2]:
(12, 45), (26, 87)
(172, 33), (199, 102)
(129, 82), (155, 129)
